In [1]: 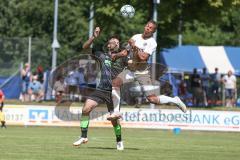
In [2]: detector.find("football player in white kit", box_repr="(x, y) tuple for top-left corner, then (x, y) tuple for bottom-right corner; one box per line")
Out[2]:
(111, 20), (187, 118)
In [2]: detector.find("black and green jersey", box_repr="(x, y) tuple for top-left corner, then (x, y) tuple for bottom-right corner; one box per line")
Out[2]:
(93, 51), (127, 91)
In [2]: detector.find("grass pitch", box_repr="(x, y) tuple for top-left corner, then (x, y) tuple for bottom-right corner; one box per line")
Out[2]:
(0, 126), (240, 160)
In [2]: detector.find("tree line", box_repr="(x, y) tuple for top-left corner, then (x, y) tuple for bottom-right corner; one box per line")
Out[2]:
(0, 0), (240, 72)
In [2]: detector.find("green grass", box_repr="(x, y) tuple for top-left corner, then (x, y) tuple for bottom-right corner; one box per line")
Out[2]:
(0, 126), (240, 160)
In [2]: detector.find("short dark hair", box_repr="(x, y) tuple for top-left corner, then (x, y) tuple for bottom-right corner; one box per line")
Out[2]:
(148, 20), (158, 30)
(108, 35), (120, 42)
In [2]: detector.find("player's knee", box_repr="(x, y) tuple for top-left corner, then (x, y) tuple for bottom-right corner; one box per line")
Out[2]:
(82, 108), (89, 115)
(147, 95), (158, 104)
(111, 119), (118, 126)
(82, 105), (93, 115)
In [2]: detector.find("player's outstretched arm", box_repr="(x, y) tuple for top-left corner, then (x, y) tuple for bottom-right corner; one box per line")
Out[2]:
(82, 27), (100, 49)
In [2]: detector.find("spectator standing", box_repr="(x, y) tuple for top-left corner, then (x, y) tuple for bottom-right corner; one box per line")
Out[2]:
(76, 67), (87, 102)
(200, 68), (210, 107)
(53, 76), (65, 103)
(190, 68), (202, 106)
(21, 63), (31, 102)
(36, 65), (44, 84)
(211, 68), (222, 105)
(65, 70), (79, 101)
(85, 62), (97, 89)
(222, 70), (237, 107)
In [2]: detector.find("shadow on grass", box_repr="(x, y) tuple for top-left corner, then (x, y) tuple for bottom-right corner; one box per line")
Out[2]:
(87, 146), (140, 150)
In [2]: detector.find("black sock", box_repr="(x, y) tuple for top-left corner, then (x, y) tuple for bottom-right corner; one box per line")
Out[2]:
(116, 135), (122, 142)
(3, 121), (6, 128)
(81, 127), (88, 138)
(1, 121), (5, 128)
(80, 115), (89, 138)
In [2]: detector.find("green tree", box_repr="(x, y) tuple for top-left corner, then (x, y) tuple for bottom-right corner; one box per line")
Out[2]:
(1, 0), (240, 75)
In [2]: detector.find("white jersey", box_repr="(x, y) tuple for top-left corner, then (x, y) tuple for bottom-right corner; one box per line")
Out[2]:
(131, 34), (157, 55)
(223, 75), (236, 89)
(128, 34), (157, 72)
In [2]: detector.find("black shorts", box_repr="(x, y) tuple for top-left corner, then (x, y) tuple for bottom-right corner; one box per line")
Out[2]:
(87, 88), (113, 112)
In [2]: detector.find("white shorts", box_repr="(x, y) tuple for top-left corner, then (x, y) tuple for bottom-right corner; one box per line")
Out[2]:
(116, 69), (159, 96)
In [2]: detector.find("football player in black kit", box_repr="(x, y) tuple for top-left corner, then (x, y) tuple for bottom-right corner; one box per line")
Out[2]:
(73, 27), (128, 150)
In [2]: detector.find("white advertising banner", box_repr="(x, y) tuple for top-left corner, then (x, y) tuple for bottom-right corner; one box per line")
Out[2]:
(3, 105), (27, 125)
(3, 105), (240, 132)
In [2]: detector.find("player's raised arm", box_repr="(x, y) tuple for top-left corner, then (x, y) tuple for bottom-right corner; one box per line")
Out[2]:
(82, 27), (100, 49)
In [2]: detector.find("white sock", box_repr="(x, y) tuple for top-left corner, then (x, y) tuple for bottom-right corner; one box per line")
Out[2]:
(112, 88), (121, 112)
(157, 95), (177, 104)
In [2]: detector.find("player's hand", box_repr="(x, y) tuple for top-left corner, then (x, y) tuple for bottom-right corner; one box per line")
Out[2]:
(128, 39), (139, 53)
(93, 27), (100, 38)
(111, 54), (117, 61)
(128, 60), (133, 64)
(128, 39), (135, 47)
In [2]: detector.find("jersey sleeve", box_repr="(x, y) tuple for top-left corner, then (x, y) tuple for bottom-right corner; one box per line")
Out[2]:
(233, 76), (237, 83)
(131, 34), (138, 40)
(92, 51), (105, 61)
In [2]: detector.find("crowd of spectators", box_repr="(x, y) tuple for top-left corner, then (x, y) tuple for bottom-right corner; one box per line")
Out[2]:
(20, 63), (45, 102)
(20, 61), (238, 108)
(177, 67), (238, 107)
(51, 60), (98, 104)
(20, 59), (98, 104)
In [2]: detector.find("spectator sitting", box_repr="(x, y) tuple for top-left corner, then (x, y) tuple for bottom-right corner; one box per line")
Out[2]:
(28, 75), (44, 102)
(178, 76), (193, 106)
(53, 76), (65, 103)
